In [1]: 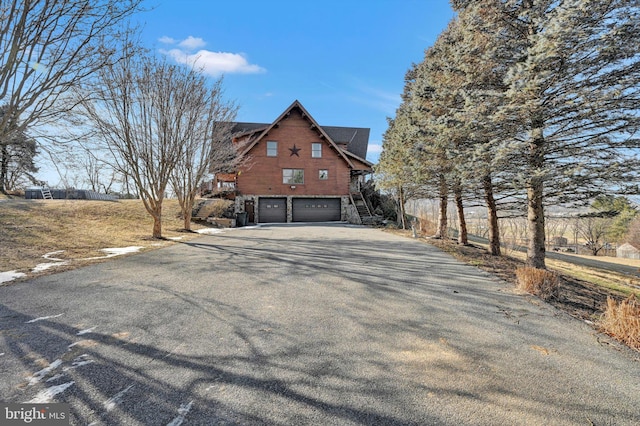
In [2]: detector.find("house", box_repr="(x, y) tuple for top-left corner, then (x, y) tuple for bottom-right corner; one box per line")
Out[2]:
(617, 242), (640, 260)
(199, 173), (238, 200)
(551, 236), (568, 247)
(221, 100), (373, 223)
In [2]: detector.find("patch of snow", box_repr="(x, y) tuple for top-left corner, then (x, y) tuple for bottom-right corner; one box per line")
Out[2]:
(28, 359), (63, 386)
(166, 400), (193, 426)
(32, 261), (69, 273)
(0, 270), (26, 284)
(0, 353), (5, 356)
(26, 381), (74, 403)
(26, 313), (64, 324)
(195, 228), (225, 235)
(104, 385), (134, 411)
(32, 251), (69, 273)
(167, 236), (184, 241)
(83, 246), (144, 260)
(102, 246), (144, 256)
(77, 326), (97, 335)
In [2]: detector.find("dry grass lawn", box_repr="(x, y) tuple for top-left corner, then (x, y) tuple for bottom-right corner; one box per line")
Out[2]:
(0, 198), (209, 276)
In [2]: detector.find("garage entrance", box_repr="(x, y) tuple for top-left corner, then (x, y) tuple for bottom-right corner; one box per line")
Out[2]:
(258, 198), (287, 223)
(292, 198), (341, 222)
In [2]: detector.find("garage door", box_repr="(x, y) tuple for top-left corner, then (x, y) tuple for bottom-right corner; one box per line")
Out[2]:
(292, 198), (341, 222)
(258, 198), (287, 223)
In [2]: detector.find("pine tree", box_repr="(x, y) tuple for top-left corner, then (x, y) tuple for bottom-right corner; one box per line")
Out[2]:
(0, 105), (38, 192)
(377, 66), (428, 229)
(456, 0), (640, 268)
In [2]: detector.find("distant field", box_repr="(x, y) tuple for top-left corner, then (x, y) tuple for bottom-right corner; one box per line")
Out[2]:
(0, 198), (208, 275)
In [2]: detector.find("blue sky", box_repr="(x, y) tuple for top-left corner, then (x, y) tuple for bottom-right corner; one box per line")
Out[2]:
(136, 0), (456, 164)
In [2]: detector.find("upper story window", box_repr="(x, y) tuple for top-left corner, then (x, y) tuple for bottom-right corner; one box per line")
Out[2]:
(283, 169), (304, 184)
(311, 143), (322, 158)
(267, 141), (278, 157)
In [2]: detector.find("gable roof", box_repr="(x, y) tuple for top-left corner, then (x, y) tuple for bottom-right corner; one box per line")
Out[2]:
(322, 126), (370, 160)
(617, 242), (640, 252)
(233, 100), (371, 162)
(232, 122), (269, 135)
(240, 100), (358, 169)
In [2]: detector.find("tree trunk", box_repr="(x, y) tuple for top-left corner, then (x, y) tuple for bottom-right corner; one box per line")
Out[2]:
(0, 144), (8, 194)
(182, 193), (194, 231)
(149, 202), (163, 238)
(398, 185), (406, 229)
(482, 173), (501, 256)
(453, 179), (468, 245)
(435, 174), (448, 239)
(183, 213), (192, 231)
(527, 122), (546, 269)
(152, 213), (162, 238)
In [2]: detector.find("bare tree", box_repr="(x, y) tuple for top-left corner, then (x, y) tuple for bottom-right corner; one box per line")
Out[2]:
(575, 214), (612, 256)
(0, 0), (143, 156)
(78, 48), (217, 238)
(76, 149), (117, 194)
(170, 80), (239, 231)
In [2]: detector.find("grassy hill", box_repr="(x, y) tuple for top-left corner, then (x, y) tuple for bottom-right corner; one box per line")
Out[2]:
(0, 198), (207, 276)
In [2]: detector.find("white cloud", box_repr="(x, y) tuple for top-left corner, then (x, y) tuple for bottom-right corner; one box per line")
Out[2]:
(158, 36), (176, 44)
(162, 48), (266, 77)
(178, 36), (206, 50)
(368, 143), (383, 154)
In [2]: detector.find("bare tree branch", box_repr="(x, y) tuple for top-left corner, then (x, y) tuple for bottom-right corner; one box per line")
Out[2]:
(0, 0), (143, 154)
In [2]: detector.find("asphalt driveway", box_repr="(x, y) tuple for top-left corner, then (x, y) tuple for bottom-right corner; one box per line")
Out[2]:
(1, 224), (639, 425)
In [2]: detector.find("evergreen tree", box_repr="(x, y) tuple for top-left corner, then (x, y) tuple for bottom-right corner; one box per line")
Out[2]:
(377, 66), (429, 229)
(0, 106), (38, 192)
(502, 0), (640, 267)
(591, 195), (638, 243)
(454, 0), (640, 268)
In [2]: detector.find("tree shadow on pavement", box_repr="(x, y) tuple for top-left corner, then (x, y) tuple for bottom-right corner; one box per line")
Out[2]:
(1, 225), (639, 425)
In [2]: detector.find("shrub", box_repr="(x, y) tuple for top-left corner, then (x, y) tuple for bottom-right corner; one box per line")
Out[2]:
(599, 295), (640, 351)
(193, 199), (234, 219)
(418, 217), (437, 236)
(515, 267), (559, 301)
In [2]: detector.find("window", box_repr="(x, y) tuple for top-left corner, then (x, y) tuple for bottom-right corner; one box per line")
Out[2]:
(319, 169), (328, 180)
(312, 143), (322, 158)
(283, 169), (304, 184)
(267, 141), (278, 157)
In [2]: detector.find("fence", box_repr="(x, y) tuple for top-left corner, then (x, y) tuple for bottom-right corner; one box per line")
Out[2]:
(25, 188), (117, 201)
